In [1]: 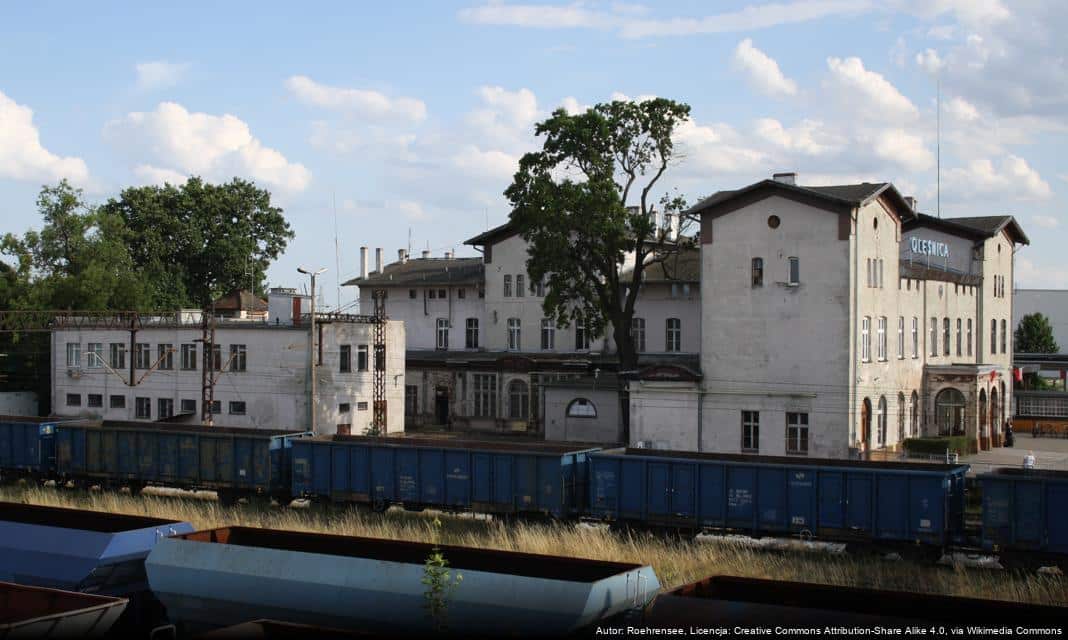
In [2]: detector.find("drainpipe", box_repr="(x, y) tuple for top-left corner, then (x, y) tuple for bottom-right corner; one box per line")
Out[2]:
(849, 207), (859, 457)
(696, 387), (704, 452)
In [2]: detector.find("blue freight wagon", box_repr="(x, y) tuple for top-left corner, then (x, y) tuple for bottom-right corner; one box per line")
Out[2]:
(292, 435), (599, 517)
(0, 415), (89, 478)
(53, 421), (311, 503)
(589, 448), (969, 548)
(979, 468), (1068, 565)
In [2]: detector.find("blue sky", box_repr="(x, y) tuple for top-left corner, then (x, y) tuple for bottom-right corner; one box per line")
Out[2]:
(2, 1), (1065, 308)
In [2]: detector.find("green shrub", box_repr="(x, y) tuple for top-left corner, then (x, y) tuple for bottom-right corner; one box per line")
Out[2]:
(903, 436), (976, 456)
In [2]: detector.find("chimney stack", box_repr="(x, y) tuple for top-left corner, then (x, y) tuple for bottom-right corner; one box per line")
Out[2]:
(666, 213), (679, 241)
(398, 248), (407, 264)
(647, 208), (661, 233)
(360, 247), (368, 279)
(773, 172), (797, 185)
(904, 196), (918, 212)
(375, 247), (383, 274)
(421, 249), (430, 259)
(444, 250), (454, 259)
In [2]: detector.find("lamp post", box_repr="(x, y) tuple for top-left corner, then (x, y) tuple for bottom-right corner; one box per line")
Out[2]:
(298, 266), (327, 434)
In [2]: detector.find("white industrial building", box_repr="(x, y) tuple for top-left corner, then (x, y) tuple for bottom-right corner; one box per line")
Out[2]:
(51, 288), (405, 435)
(632, 173), (1027, 459)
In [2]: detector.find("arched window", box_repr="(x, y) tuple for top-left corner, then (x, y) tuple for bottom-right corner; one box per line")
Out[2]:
(508, 379), (529, 419)
(936, 388), (966, 436)
(861, 397), (872, 450)
(990, 387), (999, 435)
(978, 389), (987, 438)
(898, 392), (906, 443)
(566, 398), (597, 418)
(877, 396), (887, 446)
(910, 391), (919, 437)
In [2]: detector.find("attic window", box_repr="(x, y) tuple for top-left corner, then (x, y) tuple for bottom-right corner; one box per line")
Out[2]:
(768, 215), (780, 229)
(873, 217), (878, 230)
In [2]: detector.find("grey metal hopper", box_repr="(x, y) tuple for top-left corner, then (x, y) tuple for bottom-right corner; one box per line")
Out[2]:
(147, 527), (660, 636)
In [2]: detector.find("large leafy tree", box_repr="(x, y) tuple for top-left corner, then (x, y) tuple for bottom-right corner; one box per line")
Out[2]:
(99, 177), (294, 307)
(505, 98), (693, 371)
(1015, 312), (1059, 354)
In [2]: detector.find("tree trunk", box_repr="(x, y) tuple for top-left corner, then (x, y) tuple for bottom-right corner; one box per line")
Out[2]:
(613, 322), (638, 446)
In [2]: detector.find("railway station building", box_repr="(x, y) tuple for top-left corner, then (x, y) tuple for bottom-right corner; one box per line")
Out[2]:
(632, 172), (1028, 459)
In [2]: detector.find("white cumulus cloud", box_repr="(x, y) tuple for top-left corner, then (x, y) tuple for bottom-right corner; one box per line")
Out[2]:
(826, 56), (919, 121)
(104, 102), (311, 193)
(451, 145), (519, 180)
(133, 164), (188, 186)
(285, 75), (427, 123)
(732, 39), (798, 98)
(871, 129), (934, 172)
(0, 90), (89, 184)
(135, 61), (189, 91)
(1031, 215), (1059, 229)
(943, 154), (1052, 201)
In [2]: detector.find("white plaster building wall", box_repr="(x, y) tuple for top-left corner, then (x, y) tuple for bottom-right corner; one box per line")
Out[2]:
(52, 320), (405, 435)
(484, 233), (610, 353)
(1014, 290), (1068, 352)
(357, 280), (483, 351)
(699, 195), (852, 458)
(544, 386), (621, 443)
(628, 383), (699, 450)
(631, 284), (701, 355)
(980, 233), (1014, 371)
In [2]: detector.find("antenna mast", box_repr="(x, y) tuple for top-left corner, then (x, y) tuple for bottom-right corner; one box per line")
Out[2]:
(333, 191), (341, 311)
(936, 76), (941, 219)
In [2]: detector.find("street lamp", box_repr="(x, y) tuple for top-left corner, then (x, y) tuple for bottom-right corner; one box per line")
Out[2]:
(298, 266), (327, 434)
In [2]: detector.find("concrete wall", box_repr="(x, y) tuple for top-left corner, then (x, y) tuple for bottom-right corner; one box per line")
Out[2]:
(0, 391), (38, 416)
(52, 320), (405, 435)
(631, 283), (701, 354)
(543, 386), (621, 443)
(629, 382), (699, 450)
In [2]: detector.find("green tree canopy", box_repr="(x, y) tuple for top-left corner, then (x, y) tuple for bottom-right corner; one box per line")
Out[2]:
(99, 176), (294, 307)
(1015, 312), (1059, 353)
(1, 180), (149, 310)
(504, 98), (693, 373)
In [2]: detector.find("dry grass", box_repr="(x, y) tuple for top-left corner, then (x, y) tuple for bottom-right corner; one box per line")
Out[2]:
(3, 483), (1066, 607)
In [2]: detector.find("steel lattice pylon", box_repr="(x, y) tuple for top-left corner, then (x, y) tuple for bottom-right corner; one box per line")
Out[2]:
(372, 290), (387, 433)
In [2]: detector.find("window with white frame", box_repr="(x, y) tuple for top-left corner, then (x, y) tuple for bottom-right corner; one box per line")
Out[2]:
(135, 397), (151, 419)
(66, 342), (81, 368)
(158, 344), (174, 370)
(507, 318), (521, 351)
(575, 319), (589, 350)
(752, 258), (764, 287)
(473, 374), (496, 417)
(912, 317), (919, 359)
(508, 379), (529, 419)
(158, 398), (174, 419)
(786, 412), (809, 454)
(930, 317), (938, 357)
(666, 318), (681, 352)
(861, 317), (871, 362)
(897, 317), (905, 359)
(566, 398), (597, 417)
(516, 275), (525, 297)
(110, 343), (125, 369)
(877, 317), (887, 361)
(181, 399), (196, 414)
(942, 318), (950, 357)
(465, 318), (479, 349)
(540, 319), (555, 350)
(436, 319), (449, 350)
(357, 345), (369, 371)
(741, 411), (759, 452)
(229, 345), (247, 371)
(503, 275), (512, 297)
(535, 279), (546, 297)
(181, 344), (197, 370)
(956, 319), (962, 357)
(788, 257), (800, 285)
(87, 343), (103, 369)
(631, 317), (646, 352)
(991, 319), (997, 355)
(967, 319), (973, 356)
(135, 343), (152, 369)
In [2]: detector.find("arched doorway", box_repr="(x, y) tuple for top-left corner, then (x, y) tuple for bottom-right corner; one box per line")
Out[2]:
(898, 392), (906, 445)
(936, 388), (966, 436)
(978, 389), (987, 446)
(910, 391), (919, 437)
(989, 387), (999, 449)
(877, 396), (887, 448)
(861, 398), (872, 452)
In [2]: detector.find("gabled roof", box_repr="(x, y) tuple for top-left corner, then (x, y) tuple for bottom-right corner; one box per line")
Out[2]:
(946, 215), (1030, 245)
(342, 257), (484, 287)
(465, 221), (517, 247)
(686, 179), (914, 219)
(212, 289), (267, 313)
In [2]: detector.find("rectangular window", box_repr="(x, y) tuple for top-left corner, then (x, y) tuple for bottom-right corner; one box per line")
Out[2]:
(110, 395), (126, 409)
(786, 412), (809, 454)
(956, 319), (962, 357)
(229, 401), (246, 415)
(181, 344), (197, 370)
(110, 343), (125, 369)
(473, 373), (497, 418)
(752, 258), (764, 287)
(339, 403), (351, 414)
(943, 318), (950, 356)
(405, 385), (418, 416)
(158, 344), (174, 370)
(66, 393), (81, 407)
(912, 317), (919, 359)
(210, 400), (221, 415)
(429, 289), (436, 299)
(374, 345), (384, 371)
(535, 279), (545, 297)
(631, 317), (646, 353)
(438, 289), (445, 299)
(208, 344), (222, 371)
(409, 289), (417, 299)
(357, 401), (369, 411)
(66, 342), (81, 368)
(541, 319), (555, 350)
(861, 317), (871, 362)
(930, 318), (938, 357)
(229, 345), (247, 372)
(87, 343), (103, 369)
(866, 258), (871, 288)
(134, 343), (151, 369)
(508, 318), (521, 351)
(87, 394), (103, 408)
(877, 317), (887, 361)
(991, 319), (997, 355)
(516, 275), (525, 297)
(158, 398), (174, 419)
(878, 258), (884, 288)
(503, 275), (512, 297)
(1001, 319), (1007, 354)
(788, 257), (799, 285)
(666, 318), (681, 352)
(340, 345), (352, 372)
(967, 319), (973, 357)
(436, 318), (449, 350)
(575, 320), (589, 350)
(357, 345), (369, 371)
(897, 317), (905, 359)
(741, 411), (759, 452)
(181, 399), (196, 414)
(457, 288), (466, 299)
(135, 397), (151, 419)
(465, 318), (479, 349)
